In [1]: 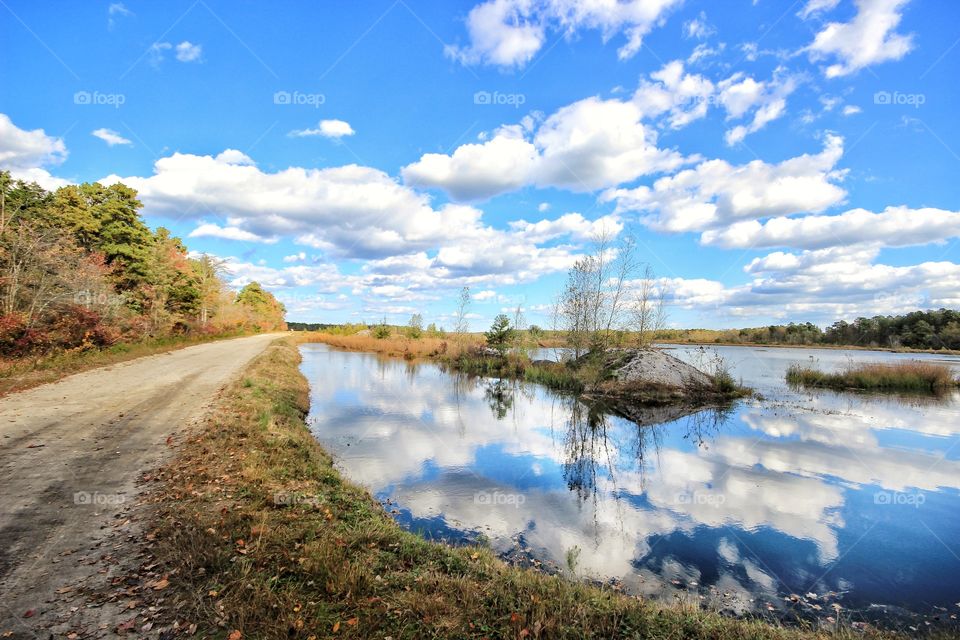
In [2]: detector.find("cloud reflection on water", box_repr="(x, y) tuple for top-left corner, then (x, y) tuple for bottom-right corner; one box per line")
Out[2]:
(300, 343), (960, 621)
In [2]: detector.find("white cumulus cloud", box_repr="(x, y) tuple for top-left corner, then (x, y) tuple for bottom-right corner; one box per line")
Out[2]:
(403, 92), (688, 201)
(606, 134), (847, 233)
(701, 206), (960, 250)
(175, 41), (203, 62)
(188, 223), (277, 244)
(91, 128), (132, 146)
(804, 0), (914, 77)
(290, 119), (356, 139)
(0, 113), (69, 189)
(446, 0), (683, 68)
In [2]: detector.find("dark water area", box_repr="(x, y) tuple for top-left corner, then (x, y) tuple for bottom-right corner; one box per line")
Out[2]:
(301, 343), (960, 630)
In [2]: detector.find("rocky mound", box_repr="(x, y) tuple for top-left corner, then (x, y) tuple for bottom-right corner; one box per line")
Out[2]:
(603, 348), (713, 389)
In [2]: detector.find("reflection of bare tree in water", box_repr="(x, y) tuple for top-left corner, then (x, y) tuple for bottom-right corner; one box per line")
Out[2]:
(561, 397), (735, 506)
(680, 403), (733, 449)
(561, 399), (614, 504)
(466, 368), (736, 538)
(404, 359), (417, 376)
(451, 371), (480, 436)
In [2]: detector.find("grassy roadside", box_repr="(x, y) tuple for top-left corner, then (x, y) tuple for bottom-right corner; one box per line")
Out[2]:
(147, 337), (906, 639)
(786, 361), (959, 393)
(0, 330), (252, 397)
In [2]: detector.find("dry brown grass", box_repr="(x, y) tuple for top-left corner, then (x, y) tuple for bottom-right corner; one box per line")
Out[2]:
(787, 360), (959, 393)
(303, 331), (482, 359)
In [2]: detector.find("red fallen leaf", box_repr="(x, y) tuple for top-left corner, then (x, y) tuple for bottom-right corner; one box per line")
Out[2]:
(332, 621), (340, 633)
(116, 619), (137, 632)
(151, 578), (169, 590)
(22, 609), (36, 618)
(509, 612), (520, 624)
(346, 617), (358, 626)
(227, 631), (242, 640)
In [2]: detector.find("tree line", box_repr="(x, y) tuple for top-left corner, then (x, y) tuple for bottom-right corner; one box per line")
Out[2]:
(0, 171), (286, 358)
(658, 309), (960, 350)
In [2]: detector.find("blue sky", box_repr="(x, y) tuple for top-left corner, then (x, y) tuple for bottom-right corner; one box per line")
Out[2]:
(2, 0), (959, 329)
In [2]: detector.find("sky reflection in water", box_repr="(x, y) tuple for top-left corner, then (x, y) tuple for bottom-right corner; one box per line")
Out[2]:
(300, 343), (960, 625)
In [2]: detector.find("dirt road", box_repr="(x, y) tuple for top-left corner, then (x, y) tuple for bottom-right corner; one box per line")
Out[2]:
(0, 334), (279, 638)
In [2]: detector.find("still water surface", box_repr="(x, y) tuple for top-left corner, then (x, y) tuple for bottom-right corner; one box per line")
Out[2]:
(300, 343), (960, 627)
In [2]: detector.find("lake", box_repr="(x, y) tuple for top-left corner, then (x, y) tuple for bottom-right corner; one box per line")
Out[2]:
(299, 343), (960, 628)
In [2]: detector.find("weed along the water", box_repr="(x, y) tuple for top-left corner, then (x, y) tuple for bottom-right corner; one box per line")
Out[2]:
(786, 360), (959, 393)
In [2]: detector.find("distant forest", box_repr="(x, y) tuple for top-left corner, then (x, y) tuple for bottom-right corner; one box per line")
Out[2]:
(288, 322), (341, 332)
(292, 309), (960, 352)
(0, 170), (286, 358)
(659, 309), (960, 350)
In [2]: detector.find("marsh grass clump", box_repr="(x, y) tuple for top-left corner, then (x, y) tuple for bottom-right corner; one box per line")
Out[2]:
(712, 364), (738, 394)
(786, 360), (959, 393)
(308, 332), (479, 360)
(523, 360), (586, 393)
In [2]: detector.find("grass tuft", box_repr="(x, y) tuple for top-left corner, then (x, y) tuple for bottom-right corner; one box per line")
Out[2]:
(786, 360), (959, 393)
